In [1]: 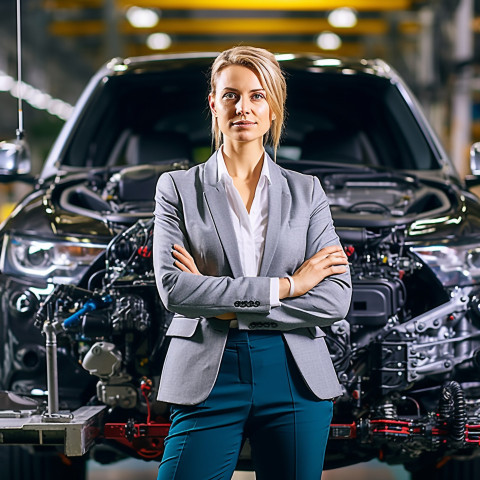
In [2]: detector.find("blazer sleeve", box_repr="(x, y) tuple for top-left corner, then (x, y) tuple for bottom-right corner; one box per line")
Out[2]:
(237, 176), (352, 330)
(153, 172), (272, 317)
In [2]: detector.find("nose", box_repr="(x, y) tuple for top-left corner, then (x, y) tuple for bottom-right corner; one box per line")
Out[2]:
(235, 97), (250, 116)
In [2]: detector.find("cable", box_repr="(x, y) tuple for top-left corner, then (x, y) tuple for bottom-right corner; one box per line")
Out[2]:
(438, 380), (466, 447)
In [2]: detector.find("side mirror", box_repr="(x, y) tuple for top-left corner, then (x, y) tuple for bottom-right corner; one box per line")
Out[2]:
(0, 133), (33, 182)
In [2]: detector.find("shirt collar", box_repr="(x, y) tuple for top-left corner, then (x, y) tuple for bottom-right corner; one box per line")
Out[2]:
(217, 147), (271, 185)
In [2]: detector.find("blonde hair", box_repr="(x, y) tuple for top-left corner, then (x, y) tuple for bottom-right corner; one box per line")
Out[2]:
(209, 46), (287, 157)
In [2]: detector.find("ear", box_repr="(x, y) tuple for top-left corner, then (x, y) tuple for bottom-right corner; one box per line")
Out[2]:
(272, 112), (276, 121)
(208, 93), (217, 116)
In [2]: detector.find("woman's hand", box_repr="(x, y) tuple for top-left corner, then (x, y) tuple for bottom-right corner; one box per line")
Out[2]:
(172, 244), (236, 321)
(172, 244), (202, 275)
(281, 245), (348, 299)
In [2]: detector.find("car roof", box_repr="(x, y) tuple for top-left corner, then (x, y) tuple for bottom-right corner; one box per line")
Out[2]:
(105, 52), (395, 81)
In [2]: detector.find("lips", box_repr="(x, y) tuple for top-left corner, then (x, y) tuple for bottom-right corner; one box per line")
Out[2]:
(232, 120), (256, 126)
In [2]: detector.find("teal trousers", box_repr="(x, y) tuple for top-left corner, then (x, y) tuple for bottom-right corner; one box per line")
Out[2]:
(157, 329), (333, 480)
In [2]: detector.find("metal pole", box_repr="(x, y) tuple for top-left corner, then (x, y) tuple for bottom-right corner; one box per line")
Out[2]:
(417, 7), (434, 116)
(450, 0), (474, 178)
(44, 303), (59, 415)
(104, 0), (122, 58)
(16, 0), (23, 137)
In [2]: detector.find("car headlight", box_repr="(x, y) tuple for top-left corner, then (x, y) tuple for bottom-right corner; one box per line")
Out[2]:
(411, 243), (480, 287)
(0, 233), (106, 283)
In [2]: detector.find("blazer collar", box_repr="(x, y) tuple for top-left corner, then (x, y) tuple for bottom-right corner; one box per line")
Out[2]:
(203, 149), (279, 186)
(260, 155), (287, 276)
(203, 151), (243, 277)
(202, 150), (287, 278)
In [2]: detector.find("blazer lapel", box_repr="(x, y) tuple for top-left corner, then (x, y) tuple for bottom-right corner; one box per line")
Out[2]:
(202, 152), (244, 278)
(259, 156), (289, 276)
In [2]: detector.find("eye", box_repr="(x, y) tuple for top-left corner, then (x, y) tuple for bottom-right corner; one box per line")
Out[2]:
(222, 92), (237, 100)
(252, 93), (265, 100)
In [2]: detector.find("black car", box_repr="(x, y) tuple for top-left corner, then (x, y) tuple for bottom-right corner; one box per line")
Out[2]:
(1, 53), (480, 480)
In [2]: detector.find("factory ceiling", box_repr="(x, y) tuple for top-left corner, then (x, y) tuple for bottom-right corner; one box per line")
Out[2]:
(0, 0), (476, 135)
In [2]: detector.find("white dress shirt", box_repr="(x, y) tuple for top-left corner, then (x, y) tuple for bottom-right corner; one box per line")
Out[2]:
(217, 149), (280, 309)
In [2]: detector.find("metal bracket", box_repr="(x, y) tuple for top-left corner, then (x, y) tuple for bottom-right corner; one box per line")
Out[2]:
(0, 405), (106, 456)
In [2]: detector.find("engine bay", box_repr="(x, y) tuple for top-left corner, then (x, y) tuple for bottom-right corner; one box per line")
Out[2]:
(2, 163), (480, 468)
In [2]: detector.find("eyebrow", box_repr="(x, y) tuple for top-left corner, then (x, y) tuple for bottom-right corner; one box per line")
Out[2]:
(221, 87), (266, 92)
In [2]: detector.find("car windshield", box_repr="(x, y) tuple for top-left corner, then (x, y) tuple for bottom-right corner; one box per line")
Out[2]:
(59, 60), (440, 171)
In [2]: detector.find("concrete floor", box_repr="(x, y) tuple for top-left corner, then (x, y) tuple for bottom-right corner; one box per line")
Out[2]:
(88, 458), (410, 480)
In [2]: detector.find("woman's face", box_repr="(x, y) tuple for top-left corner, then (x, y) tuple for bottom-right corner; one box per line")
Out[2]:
(209, 65), (275, 147)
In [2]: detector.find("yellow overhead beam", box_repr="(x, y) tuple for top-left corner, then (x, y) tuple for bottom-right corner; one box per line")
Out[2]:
(44, 0), (414, 11)
(125, 41), (369, 57)
(122, 18), (388, 35)
(49, 18), (391, 36)
(117, 0), (411, 10)
(49, 20), (105, 36)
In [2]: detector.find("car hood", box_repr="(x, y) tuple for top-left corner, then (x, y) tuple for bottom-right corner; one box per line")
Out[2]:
(3, 164), (480, 245)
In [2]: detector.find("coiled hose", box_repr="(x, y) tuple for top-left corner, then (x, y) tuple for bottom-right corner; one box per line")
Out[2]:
(438, 380), (466, 447)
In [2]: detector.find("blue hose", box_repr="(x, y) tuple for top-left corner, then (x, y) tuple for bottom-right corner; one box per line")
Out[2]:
(63, 295), (112, 329)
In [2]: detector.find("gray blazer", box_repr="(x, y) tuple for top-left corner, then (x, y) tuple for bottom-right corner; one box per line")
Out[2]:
(153, 151), (351, 405)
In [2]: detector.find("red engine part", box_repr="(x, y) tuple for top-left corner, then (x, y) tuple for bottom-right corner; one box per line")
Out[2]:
(104, 418), (480, 458)
(104, 421), (171, 459)
(466, 424), (480, 444)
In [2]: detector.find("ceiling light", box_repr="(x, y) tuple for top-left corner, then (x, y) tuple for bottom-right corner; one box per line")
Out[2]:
(126, 6), (159, 29)
(316, 32), (342, 51)
(0, 73), (15, 91)
(313, 59), (342, 67)
(328, 7), (358, 28)
(147, 33), (172, 50)
(0, 70), (73, 120)
(275, 54), (296, 62)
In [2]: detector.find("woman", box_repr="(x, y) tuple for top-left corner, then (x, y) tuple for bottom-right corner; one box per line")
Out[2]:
(153, 46), (351, 480)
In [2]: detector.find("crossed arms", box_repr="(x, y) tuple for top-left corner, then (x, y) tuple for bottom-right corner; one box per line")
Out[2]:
(153, 171), (352, 330)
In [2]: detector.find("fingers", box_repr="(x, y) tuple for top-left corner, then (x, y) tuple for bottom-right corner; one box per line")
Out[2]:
(308, 252), (348, 268)
(311, 244), (347, 260)
(173, 244), (193, 260)
(174, 259), (193, 272)
(322, 253), (349, 266)
(292, 245), (349, 296)
(326, 264), (348, 274)
(172, 244), (201, 275)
